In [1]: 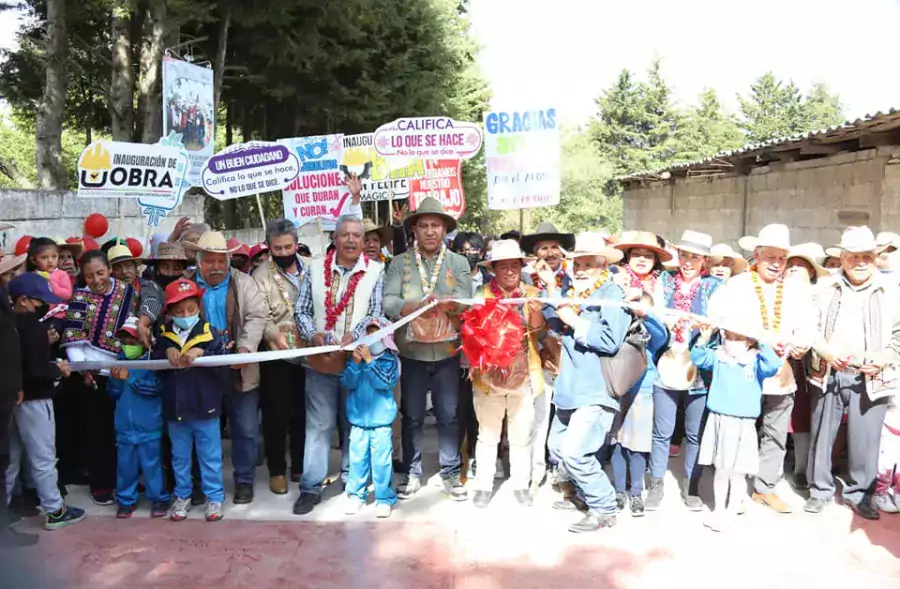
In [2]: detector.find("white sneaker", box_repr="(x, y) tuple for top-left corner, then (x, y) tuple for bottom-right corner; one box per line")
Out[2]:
(375, 503), (393, 519)
(170, 497), (192, 521)
(344, 496), (364, 515)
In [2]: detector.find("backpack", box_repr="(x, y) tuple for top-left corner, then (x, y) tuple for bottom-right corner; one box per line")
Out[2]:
(600, 315), (649, 398)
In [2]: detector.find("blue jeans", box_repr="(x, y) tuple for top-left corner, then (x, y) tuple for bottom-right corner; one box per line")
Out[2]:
(611, 443), (648, 495)
(300, 369), (349, 495)
(401, 356), (461, 478)
(548, 405), (617, 515)
(168, 419), (225, 503)
(650, 386), (707, 485)
(117, 438), (170, 506)
(346, 425), (397, 506)
(5, 399), (63, 513)
(225, 389), (259, 485)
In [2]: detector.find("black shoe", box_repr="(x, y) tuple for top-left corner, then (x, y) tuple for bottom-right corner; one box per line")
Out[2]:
(615, 492), (627, 512)
(644, 478), (664, 511)
(191, 486), (206, 507)
(514, 489), (533, 507)
(804, 497), (829, 514)
(233, 483), (254, 505)
(0, 526), (39, 547)
(630, 495), (645, 517)
(473, 491), (492, 508)
(290, 471), (302, 484)
(292, 492), (320, 515)
(790, 473), (810, 491)
(845, 498), (880, 520)
(569, 513), (616, 533)
(90, 491), (115, 506)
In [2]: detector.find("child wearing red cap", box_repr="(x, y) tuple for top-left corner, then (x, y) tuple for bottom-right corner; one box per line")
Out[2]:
(153, 278), (230, 522)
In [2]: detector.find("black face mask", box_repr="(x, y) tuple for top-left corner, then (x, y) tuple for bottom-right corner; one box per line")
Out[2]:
(34, 304), (50, 318)
(273, 254), (296, 270)
(465, 253), (481, 271)
(155, 274), (179, 290)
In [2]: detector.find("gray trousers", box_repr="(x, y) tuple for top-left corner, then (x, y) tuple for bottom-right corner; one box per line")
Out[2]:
(6, 399), (63, 513)
(753, 393), (794, 494)
(808, 372), (888, 504)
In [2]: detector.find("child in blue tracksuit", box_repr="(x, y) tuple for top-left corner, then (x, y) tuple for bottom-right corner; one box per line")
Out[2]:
(690, 318), (781, 532)
(108, 316), (170, 518)
(153, 278), (230, 522)
(339, 318), (400, 519)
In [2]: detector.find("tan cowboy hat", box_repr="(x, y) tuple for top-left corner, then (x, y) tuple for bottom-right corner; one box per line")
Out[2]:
(566, 232), (624, 264)
(478, 239), (534, 269)
(674, 230), (713, 257)
(108, 244), (138, 266)
(825, 226), (883, 256)
(787, 242), (828, 278)
(738, 224), (791, 253)
(144, 241), (188, 263)
(614, 230), (672, 262)
(0, 252), (27, 275)
(404, 197), (457, 233)
(709, 243), (749, 275)
(184, 231), (241, 255)
(55, 237), (84, 258)
(520, 221), (575, 254)
(362, 218), (392, 245)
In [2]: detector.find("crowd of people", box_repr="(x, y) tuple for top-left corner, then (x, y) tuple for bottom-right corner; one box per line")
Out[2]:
(1, 196), (899, 547)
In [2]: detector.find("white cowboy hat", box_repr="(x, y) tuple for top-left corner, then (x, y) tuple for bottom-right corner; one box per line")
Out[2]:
(674, 230), (713, 257)
(738, 224), (791, 253)
(479, 239), (534, 269)
(709, 243), (749, 275)
(787, 242), (828, 278)
(828, 226), (883, 255)
(565, 232), (624, 264)
(184, 231), (241, 255)
(876, 231), (900, 251)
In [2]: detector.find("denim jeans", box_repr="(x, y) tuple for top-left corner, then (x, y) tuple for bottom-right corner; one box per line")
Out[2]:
(650, 386), (707, 485)
(225, 389), (260, 485)
(5, 399), (63, 513)
(548, 405), (617, 515)
(168, 418), (225, 503)
(117, 439), (170, 506)
(611, 443), (648, 495)
(300, 369), (349, 495)
(346, 425), (397, 506)
(401, 356), (461, 478)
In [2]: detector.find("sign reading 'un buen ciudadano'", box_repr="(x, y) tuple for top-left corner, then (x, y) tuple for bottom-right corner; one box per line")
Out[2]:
(200, 141), (301, 201)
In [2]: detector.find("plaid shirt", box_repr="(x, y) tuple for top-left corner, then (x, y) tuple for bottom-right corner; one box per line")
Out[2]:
(295, 259), (384, 344)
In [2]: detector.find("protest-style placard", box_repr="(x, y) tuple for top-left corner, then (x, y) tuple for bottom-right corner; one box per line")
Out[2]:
(484, 107), (560, 210)
(340, 133), (425, 201)
(200, 141), (301, 201)
(77, 139), (189, 201)
(408, 159), (466, 219)
(280, 135), (351, 230)
(162, 56), (214, 186)
(373, 117), (483, 160)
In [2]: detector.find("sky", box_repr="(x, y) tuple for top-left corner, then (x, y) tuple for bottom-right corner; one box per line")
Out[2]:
(469, 0), (900, 125)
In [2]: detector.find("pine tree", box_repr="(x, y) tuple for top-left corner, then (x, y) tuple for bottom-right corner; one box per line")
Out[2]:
(677, 88), (744, 160)
(738, 72), (844, 142)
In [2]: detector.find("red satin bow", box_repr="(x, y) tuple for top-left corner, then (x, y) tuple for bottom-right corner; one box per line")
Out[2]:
(460, 299), (525, 372)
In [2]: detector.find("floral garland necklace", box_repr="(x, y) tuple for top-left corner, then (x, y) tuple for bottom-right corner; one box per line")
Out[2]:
(489, 279), (524, 300)
(531, 260), (565, 291)
(414, 242), (446, 295)
(750, 271), (783, 331)
(624, 265), (660, 293)
(323, 249), (368, 332)
(672, 272), (702, 343)
(570, 270), (611, 313)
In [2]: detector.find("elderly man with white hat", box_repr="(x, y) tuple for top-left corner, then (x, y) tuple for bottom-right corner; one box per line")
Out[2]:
(539, 232), (631, 532)
(709, 223), (816, 514)
(804, 226), (899, 520)
(875, 231), (900, 280)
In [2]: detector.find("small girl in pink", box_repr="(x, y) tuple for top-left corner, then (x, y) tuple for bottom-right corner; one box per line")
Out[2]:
(28, 237), (73, 304)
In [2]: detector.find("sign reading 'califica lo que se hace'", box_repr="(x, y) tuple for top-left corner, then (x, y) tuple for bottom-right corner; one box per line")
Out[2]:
(373, 116), (483, 160)
(200, 141), (301, 201)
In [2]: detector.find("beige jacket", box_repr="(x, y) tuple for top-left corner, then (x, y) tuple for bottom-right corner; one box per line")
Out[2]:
(251, 257), (309, 345)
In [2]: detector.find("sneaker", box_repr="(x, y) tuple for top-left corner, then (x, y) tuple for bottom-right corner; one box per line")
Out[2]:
(233, 483), (254, 505)
(116, 504), (136, 519)
(344, 496), (364, 515)
(669, 444), (682, 458)
(644, 478), (664, 511)
(150, 501), (170, 518)
(292, 492), (320, 515)
(205, 501), (224, 522)
(843, 497), (880, 520)
(45, 506), (86, 530)
(615, 492), (627, 512)
(91, 491), (115, 506)
(569, 512), (616, 533)
(190, 486), (206, 507)
(0, 526), (39, 547)
(803, 497), (829, 514)
(170, 497), (192, 521)
(472, 490), (492, 509)
(442, 475), (468, 501)
(397, 475), (422, 500)
(682, 479), (703, 512)
(873, 493), (899, 514)
(375, 503), (393, 519)
(630, 494), (645, 517)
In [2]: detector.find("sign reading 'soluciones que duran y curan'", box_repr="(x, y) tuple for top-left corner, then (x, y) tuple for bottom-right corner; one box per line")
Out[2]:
(373, 117), (483, 160)
(200, 141), (301, 200)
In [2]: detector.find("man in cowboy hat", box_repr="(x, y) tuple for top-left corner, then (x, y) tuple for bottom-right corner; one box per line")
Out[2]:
(707, 244), (749, 281)
(185, 231), (266, 505)
(362, 219), (393, 263)
(293, 214), (385, 515)
(383, 196), (472, 502)
(251, 218), (309, 496)
(107, 243), (167, 349)
(875, 231), (900, 282)
(709, 223), (816, 514)
(804, 226), (898, 520)
(539, 232), (631, 532)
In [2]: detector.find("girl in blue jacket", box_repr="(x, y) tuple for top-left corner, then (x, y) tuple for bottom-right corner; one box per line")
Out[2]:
(340, 319), (401, 519)
(690, 319), (781, 532)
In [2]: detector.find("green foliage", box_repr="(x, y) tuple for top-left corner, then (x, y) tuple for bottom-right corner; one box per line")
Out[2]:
(0, 111), (93, 189)
(676, 88), (744, 161)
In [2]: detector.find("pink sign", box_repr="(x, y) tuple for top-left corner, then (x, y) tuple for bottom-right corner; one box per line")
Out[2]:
(408, 159), (466, 219)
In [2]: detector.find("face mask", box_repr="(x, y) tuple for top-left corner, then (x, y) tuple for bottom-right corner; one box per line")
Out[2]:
(173, 314), (200, 332)
(122, 344), (145, 360)
(465, 253), (481, 271)
(34, 303), (50, 318)
(155, 274), (179, 290)
(722, 339), (749, 358)
(368, 340), (387, 357)
(273, 254), (296, 270)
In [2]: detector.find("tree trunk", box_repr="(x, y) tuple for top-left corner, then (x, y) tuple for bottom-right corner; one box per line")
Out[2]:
(0, 156), (36, 189)
(109, 0), (135, 141)
(35, 0), (68, 189)
(225, 101), (233, 145)
(213, 7), (231, 112)
(137, 0), (166, 143)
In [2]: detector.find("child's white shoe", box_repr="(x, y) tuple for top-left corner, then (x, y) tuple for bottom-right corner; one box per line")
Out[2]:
(170, 497), (192, 521)
(375, 503), (393, 519)
(344, 496), (364, 515)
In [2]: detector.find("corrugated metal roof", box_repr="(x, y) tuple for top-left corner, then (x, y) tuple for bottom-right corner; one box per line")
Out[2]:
(618, 108), (900, 182)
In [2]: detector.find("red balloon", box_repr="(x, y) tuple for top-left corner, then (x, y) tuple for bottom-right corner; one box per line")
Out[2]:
(125, 237), (143, 258)
(84, 213), (109, 238)
(14, 235), (32, 256)
(81, 236), (100, 252)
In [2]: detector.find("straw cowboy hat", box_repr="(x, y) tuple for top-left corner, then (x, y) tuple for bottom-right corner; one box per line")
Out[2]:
(614, 230), (672, 262)
(478, 239), (534, 269)
(108, 244), (139, 266)
(566, 232), (624, 264)
(787, 242), (828, 278)
(144, 241), (188, 263)
(404, 197), (457, 233)
(827, 226), (883, 255)
(0, 252), (27, 275)
(709, 243), (749, 275)
(184, 231), (242, 255)
(738, 223), (791, 253)
(520, 222), (576, 254)
(362, 218), (393, 245)
(55, 237), (84, 259)
(674, 230), (714, 257)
